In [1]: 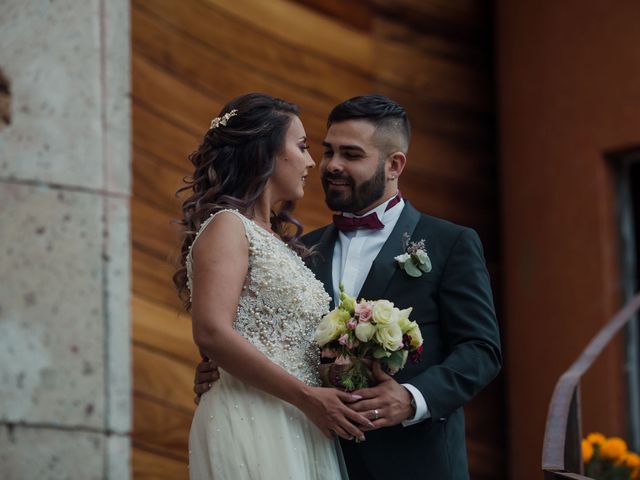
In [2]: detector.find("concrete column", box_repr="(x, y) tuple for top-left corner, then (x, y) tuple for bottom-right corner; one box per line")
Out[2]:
(0, 0), (131, 478)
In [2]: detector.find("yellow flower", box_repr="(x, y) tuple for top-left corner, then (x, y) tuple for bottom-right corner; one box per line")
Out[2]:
(620, 452), (640, 469)
(600, 437), (627, 460)
(622, 452), (640, 480)
(407, 323), (423, 348)
(582, 439), (594, 463)
(339, 289), (356, 316)
(586, 432), (606, 446)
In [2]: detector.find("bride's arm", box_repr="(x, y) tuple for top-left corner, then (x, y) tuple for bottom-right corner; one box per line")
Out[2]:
(190, 213), (371, 440)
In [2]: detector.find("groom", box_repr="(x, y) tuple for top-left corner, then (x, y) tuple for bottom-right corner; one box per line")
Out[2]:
(196, 94), (502, 479)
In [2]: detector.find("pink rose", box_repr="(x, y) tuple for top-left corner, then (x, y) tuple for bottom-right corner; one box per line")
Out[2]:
(338, 333), (350, 346)
(355, 302), (373, 323)
(347, 318), (358, 330)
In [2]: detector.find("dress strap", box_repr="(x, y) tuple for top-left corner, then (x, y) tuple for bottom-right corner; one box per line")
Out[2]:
(186, 209), (253, 301)
(190, 209), (252, 253)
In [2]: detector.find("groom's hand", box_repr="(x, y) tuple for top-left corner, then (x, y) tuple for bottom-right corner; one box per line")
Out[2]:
(193, 359), (220, 405)
(349, 362), (415, 429)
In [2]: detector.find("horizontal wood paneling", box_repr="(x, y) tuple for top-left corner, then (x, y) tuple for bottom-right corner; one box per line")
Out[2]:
(134, 345), (195, 411)
(134, 0), (373, 103)
(203, 0), (374, 72)
(133, 54), (212, 135)
(371, 16), (491, 66)
(132, 103), (200, 172)
(132, 150), (183, 214)
(132, 447), (189, 480)
(131, 199), (179, 263)
(132, 246), (181, 310)
(133, 395), (192, 460)
(371, 0), (492, 41)
(132, 295), (198, 363)
(132, 0), (503, 477)
(374, 35), (491, 110)
(294, 0), (373, 31)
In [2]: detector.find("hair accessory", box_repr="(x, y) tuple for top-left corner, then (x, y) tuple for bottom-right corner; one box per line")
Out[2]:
(210, 109), (238, 129)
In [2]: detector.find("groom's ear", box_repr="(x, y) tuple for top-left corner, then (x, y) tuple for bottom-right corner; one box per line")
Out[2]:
(387, 152), (407, 179)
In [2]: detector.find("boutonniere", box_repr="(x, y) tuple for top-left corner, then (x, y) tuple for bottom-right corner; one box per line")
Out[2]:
(394, 233), (432, 277)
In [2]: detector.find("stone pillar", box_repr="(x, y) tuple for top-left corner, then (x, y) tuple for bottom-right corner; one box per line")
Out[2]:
(0, 1), (131, 478)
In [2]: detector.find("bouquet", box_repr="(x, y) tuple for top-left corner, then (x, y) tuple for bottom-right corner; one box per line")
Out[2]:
(582, 432), (640, 480)
(314, 284), (423, 391)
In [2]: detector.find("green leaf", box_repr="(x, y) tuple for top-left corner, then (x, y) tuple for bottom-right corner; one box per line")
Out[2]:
(403, 260), (422, 277)
(373, 347), (391, 359)
(385, 350), (408, 371)
(418, 255), (432, 272)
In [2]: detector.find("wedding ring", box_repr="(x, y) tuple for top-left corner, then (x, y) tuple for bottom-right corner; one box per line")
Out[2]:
(373, 409), (379, 420)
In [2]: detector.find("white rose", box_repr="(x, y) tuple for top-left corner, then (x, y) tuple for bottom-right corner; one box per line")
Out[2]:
(372, 300), (395, 325)
(315, 309), (349, 347)
(354, 322), (376, 342)
(374, 322), (403, 351)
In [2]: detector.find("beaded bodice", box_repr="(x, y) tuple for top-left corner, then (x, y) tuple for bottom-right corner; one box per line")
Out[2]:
(186, 209), (331, 386)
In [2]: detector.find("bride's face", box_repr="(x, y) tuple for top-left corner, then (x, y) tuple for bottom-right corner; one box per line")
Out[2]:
(271, 115), (316, 201)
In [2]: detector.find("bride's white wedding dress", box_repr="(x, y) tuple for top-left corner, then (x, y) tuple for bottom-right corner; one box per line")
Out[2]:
(186, 209), (345, 479)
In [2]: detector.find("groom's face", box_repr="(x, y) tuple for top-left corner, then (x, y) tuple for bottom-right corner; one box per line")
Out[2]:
(320, 120), (388, 215)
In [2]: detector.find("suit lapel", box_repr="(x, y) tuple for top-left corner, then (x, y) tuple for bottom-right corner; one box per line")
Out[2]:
(357, 202), (422, 301)
(311, 224), (338, 310)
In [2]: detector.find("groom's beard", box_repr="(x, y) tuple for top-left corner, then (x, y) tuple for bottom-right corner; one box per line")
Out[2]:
(321, 161), (386, 214)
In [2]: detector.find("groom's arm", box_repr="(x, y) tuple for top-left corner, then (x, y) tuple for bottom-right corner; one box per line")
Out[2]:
(408, 227), (502, 421)
(352, 227), (501, 428)
(193, 359), (220, 404)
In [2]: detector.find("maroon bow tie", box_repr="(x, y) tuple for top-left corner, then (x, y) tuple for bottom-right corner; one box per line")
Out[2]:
(332, 212), (384, 232)
(332, 194), (402, 232)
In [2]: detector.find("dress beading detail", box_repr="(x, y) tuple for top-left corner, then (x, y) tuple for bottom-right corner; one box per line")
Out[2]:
(186, 209), (330, 386)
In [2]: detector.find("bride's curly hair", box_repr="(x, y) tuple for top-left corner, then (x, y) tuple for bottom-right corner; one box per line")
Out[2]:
(173, 93), (311, 309)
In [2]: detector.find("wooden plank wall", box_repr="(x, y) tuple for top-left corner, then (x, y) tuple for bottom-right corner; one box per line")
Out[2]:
(130, 0), (503, 478)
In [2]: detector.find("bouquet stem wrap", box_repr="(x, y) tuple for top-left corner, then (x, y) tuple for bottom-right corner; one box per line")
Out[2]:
(336, 357), (373, 392)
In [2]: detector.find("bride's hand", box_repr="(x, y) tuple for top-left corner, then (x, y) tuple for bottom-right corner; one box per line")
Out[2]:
(298, 387), (374, 441)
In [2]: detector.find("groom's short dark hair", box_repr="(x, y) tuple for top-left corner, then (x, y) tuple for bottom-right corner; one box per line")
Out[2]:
(327, 94), (411, 154)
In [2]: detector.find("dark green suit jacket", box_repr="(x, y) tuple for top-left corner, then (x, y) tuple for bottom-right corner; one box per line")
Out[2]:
(302, 202), (502, 480)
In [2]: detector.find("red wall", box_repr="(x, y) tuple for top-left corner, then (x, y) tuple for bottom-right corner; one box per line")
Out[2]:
(497, 1), (640, 478)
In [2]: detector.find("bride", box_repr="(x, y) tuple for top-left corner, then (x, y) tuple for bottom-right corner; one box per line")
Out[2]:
(173, 93), (371, 479)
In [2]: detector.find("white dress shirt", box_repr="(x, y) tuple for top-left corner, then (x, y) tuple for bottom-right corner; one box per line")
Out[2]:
(331, 195), (430, 426)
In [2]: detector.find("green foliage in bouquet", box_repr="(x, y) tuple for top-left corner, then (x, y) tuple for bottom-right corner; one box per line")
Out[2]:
(337, 358), (372, 392)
